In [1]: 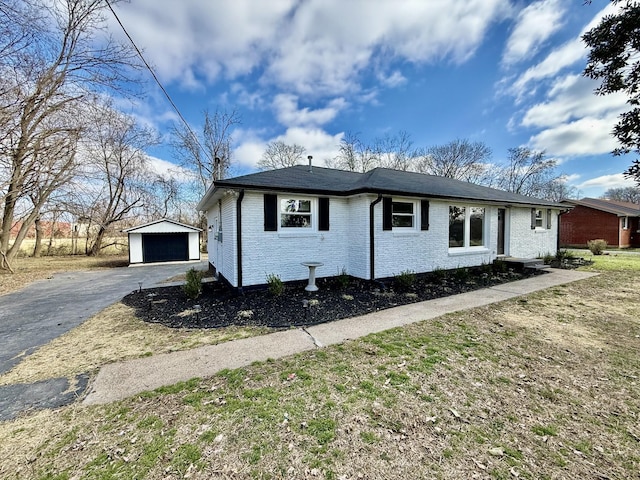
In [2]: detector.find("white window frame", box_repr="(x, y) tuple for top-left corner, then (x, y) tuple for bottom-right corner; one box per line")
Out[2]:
(279, 197), (315, 230)
(535, 209), (545, 229)
(392, 200), (417, 230)
(622, 216), (629, 230)
(449, 205), (487, 252)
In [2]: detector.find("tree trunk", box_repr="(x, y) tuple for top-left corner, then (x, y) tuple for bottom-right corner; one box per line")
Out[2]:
(88, 226), (106, 256)
(33, 217), (43, 257)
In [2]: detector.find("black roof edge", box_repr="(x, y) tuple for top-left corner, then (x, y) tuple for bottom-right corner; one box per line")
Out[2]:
(214, 183), (561, 208)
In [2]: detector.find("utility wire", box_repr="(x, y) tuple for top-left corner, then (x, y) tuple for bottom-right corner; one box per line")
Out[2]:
(104, 0), (211, 164)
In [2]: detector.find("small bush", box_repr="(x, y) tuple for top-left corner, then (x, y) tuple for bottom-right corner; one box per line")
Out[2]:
(432, 268), (447, 280)
(555, 249), (575, 262)
(336, 266), (350, 289)
(183, 268), (204, 299)
(454, 267), (470, 282)
(587, 239), (607, 255)
(394, 270), (416, 291)
(493, 259), (507, 274)
(266, 273), (284, 296)
(542, 252), (554, 264)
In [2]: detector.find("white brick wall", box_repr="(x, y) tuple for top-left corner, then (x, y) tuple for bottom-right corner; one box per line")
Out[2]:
(240, 192), (351, 286)
(205, 190), (560, 287)
(508, 207), (559, 258)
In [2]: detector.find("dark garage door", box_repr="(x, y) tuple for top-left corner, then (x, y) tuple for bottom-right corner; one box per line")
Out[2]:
(142, 233), (189, 263)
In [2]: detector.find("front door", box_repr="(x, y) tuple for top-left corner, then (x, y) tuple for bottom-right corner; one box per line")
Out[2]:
(497, 208), (506, 255)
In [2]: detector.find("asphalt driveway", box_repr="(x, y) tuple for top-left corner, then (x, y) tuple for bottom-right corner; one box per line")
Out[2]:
(0, 260), (208, 376)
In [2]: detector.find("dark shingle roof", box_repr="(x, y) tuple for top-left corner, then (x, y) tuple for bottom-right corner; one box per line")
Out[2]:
(198, 165), (564, 210)
(562, 197), (640, 217)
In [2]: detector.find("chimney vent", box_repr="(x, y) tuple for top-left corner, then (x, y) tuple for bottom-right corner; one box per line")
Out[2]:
(308, 155), (313, 173)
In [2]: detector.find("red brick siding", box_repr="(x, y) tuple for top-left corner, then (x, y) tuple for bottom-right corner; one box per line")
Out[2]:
(560, 205), (622, 247)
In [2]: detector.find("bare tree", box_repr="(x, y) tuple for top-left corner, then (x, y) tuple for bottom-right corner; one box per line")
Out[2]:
(374, 131), (415, 171)
(496, 147), (562, 198)
(602, 186), (640, 204)
(172, 107), (240, 195)
(0, 0), (139, 268)
(257, 141), (306, 170)
(327, 132), (379, 172)
(80, 103), (157, 256)
(415, 139), (493, 184)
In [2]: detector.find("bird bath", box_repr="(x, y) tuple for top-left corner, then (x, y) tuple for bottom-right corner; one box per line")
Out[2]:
(301, 261), (324, 292)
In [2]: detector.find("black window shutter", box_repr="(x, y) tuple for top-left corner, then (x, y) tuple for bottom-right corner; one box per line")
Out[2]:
(319, 197), (330, 231)
(383, 197), (392, 230)
(546, 209), (552, 230)
(264, 194), (277, 231)
(531, 208), (536, 230)
(420, 200), (430, 230)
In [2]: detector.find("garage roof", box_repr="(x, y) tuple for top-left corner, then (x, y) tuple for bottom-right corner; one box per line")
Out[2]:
(123, 218), (202, 234)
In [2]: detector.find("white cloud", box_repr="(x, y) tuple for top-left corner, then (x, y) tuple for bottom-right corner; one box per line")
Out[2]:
(232, 127), (343, 171)
(272, 95), (347, 128)
(528, 115), (620, 156)
(113, 0), (509, 97)
(522, 74), (627, 129)
(146, 155), (193, 179)
(502, 0), (565, 67)
(576, 173), (637, 190)
(506, 2), (619, 100)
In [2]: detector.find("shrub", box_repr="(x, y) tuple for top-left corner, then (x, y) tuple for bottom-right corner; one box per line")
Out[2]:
(336, 266), (350, 289)
(493, 259), (507, 274)
(266, 273), (284, 296)
(183, 268), (204, 299)
(555, 249), (575, 262)
(542, 252), (554, 264)
(432, 268), (447, 280)
(454, 267), (470, 282)
(587, 239), (607, 255)
(394, 270), (416, 291)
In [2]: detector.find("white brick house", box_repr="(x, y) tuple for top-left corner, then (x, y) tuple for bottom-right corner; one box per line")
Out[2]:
(197, 165), (563, 289)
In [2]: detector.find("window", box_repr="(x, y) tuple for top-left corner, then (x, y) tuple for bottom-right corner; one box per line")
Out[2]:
(449, 206), (465, 247)
(281, 198), (312, 228)
(535, 209), (544, 228)
(392, 201), (414, 228)
(449, 205), (486, 249)
(622, 216), (629, 229)
(470, 207), (485, 246)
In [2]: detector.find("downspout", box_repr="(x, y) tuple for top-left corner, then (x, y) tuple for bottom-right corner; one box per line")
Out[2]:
(369, 194), (383, 281)
(236, 190), (245, 292)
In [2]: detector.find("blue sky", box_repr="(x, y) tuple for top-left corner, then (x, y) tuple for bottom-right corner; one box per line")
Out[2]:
(108, 0), (637, 198)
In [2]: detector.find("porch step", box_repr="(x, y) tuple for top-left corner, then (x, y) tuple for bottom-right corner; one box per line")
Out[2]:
(498, 257), (550, 271)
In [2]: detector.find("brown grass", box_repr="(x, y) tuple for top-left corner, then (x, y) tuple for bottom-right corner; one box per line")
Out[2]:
(0, 256), (638, 479)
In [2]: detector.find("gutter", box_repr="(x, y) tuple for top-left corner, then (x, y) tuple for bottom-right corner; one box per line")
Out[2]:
(236, 189), (245, 292)
(369, 194), (383, 280)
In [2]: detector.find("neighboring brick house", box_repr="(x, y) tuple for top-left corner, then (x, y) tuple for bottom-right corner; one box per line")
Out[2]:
(560, 198), (640, 248)
(197, 164), (563, 290)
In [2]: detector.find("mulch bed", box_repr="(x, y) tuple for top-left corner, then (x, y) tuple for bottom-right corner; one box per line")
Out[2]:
(122, 265), (546, 329)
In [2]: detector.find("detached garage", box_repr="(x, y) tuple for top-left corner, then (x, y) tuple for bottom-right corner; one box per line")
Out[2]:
(124, 219), (202, 264)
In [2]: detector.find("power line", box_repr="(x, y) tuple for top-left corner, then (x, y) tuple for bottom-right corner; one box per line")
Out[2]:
(104, 0), (211, 164)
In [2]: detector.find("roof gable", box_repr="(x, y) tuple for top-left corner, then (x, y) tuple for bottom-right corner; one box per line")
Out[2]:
(123, 218), (202, 233)
(198, 165), (564, 211)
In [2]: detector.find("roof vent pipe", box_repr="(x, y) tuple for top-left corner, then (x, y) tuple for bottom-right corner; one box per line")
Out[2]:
(308, 155), (313, 173)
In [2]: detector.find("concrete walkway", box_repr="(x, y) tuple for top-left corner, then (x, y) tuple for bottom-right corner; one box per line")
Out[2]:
(84, 268), (597, 406)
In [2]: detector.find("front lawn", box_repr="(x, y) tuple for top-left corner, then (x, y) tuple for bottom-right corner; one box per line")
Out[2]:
(0, 255), (638, 479)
